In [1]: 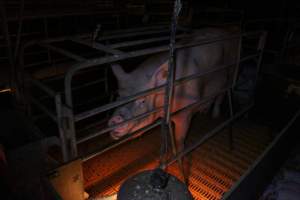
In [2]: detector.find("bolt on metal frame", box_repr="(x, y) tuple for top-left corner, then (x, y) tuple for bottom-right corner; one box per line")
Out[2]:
(19, 26), (267, 164)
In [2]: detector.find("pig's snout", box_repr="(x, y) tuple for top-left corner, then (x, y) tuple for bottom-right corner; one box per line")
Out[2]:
(109, 115), (129, 139)
(109, 115), (124, 125)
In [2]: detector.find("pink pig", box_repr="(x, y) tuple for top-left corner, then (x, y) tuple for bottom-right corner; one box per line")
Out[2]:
(108, 28), (239, 151)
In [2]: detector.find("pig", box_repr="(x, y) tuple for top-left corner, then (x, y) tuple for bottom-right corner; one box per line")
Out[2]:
(108, 28), (239, 152)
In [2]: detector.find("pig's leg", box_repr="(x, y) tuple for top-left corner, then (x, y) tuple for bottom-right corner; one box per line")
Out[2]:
(212, 94), (225, 118)
(172, 111), (193, 183)
(172, 111), (192, 153)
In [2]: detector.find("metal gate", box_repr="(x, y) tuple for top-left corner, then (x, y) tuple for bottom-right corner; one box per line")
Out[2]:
(19, 26), (267, 169)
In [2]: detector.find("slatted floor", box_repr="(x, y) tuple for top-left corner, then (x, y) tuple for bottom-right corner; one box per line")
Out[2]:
(82, 115), (272, 200)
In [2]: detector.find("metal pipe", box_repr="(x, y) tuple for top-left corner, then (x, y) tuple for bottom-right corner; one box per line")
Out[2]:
(14, 0), (24, 61)
(232, 36), (243, 88)
(39, 43), (87, 62)
(28, 77), (57, 97)
(222, 107), (300, 200)
(82, 120), (162, 162)
(77, 85), (232, 145)
(0, 1), (15, 85)
(108, 34), (187, 49)
(164, 103), (254, 167)
(77, 106), (164, 144)
(74, 54), (258, 122)
(253, 32), (267, 95)
(65, 31), (262, 108)
(227, 89), (234, 150)
(55, 94), (69, 162)
(29, 96), (57, 122)
(97, 28), (172, 42)
(160, 0), (182, 171)
(63, 31), (263, 160)
(100, 25), (170, 36)
(70, 38), (124, 55)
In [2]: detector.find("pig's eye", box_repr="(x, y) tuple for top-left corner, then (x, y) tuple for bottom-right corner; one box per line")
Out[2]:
(136, 98), (146, 107)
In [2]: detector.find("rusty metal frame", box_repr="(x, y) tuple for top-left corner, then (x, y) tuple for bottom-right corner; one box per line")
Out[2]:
(19, 26), (267, 164)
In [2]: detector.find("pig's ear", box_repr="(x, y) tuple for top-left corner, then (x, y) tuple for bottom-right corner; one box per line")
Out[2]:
(111, 64), (130, 81)
(151, 62), (168, 86)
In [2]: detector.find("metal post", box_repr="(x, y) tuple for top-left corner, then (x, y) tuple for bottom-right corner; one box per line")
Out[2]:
(55, 94), (69, 162)
(228, 35), (242, 150)
(14, 0), (25, 61)
(227, 89), (234, 150)
(160, 0), (186, 182)
(253, 31), (268, 100)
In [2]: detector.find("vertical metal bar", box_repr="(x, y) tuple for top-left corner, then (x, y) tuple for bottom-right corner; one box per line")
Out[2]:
(161, 0), (180, 163)
(65, 106), (78, 159)
(0, 2), (14, 68)
(44, 17), (53, 67)
(14, 0), (25, 61)
(227, 89), (234, 150)
(161, 0), (186, 181)
(228, 34), (242, 151)
(253, 32), (267, 98)
(232, 35), (243, 88)
(55, 94), (69, 162)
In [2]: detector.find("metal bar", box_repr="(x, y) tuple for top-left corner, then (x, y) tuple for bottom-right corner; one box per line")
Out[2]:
(64, 106), (78, 159)
(65, 30), (263, 109)
(39, 43), (87, 62)
(101, 25), (170, 36)
(74, 83), (165, 121)
(227, 89), (234, 150)
(160, 0), (182, 173)
(232, 36), (242, 87)
(29, 96), (57, 122)
(14, 0), (24, 61)
(64, 31), (263, 161)
(82, 120), (162, 162)
(253, 32), (268, 94)
(0, 1), (14, 81)
(70, 38), (124, 55)
(97, 29), (172, 41)
(78, 85), (231, 147)
(55, 94), (69, 162)
(3, 11), (120, 21)
(108, 34), (186, 49)
(38, 78), (108, 103)
(77, 117), (108, 134)
(74, 54), (258, 122)
(222, 108), (300, 200)
(164, 103), (254, 167)
(77, 106), (164, 144)
(28, 77), (57, 97)
(171, 87), (231, 117)
(72, 78), (107, 92)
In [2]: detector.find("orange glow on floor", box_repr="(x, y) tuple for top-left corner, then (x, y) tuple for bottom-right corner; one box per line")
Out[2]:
(82, 117), (271, 199)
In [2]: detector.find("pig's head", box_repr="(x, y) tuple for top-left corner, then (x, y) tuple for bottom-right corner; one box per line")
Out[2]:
(108, 62), (168, 139)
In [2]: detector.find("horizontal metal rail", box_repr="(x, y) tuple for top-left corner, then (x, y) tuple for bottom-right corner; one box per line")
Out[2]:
(28, 76), (57, 97)
(39, 43), (87, 62)
(65, 31), (263, 110)
(74, 53), (258, 122)
(222, 107), (300, 200)
(164, 103), (254, 167)
(82, 120), (162, 162)
(37, 77), (107, 102)
(97, 28), (174, 41)
(100, 25), (170, 36)
(70, 38), (124, 55)
(77, 106), (164, 144)
(77, 85), (232, 145)
(29, 96), (57, 122)
(108, 34), (187, 49)
(75, 83), (165, 121)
